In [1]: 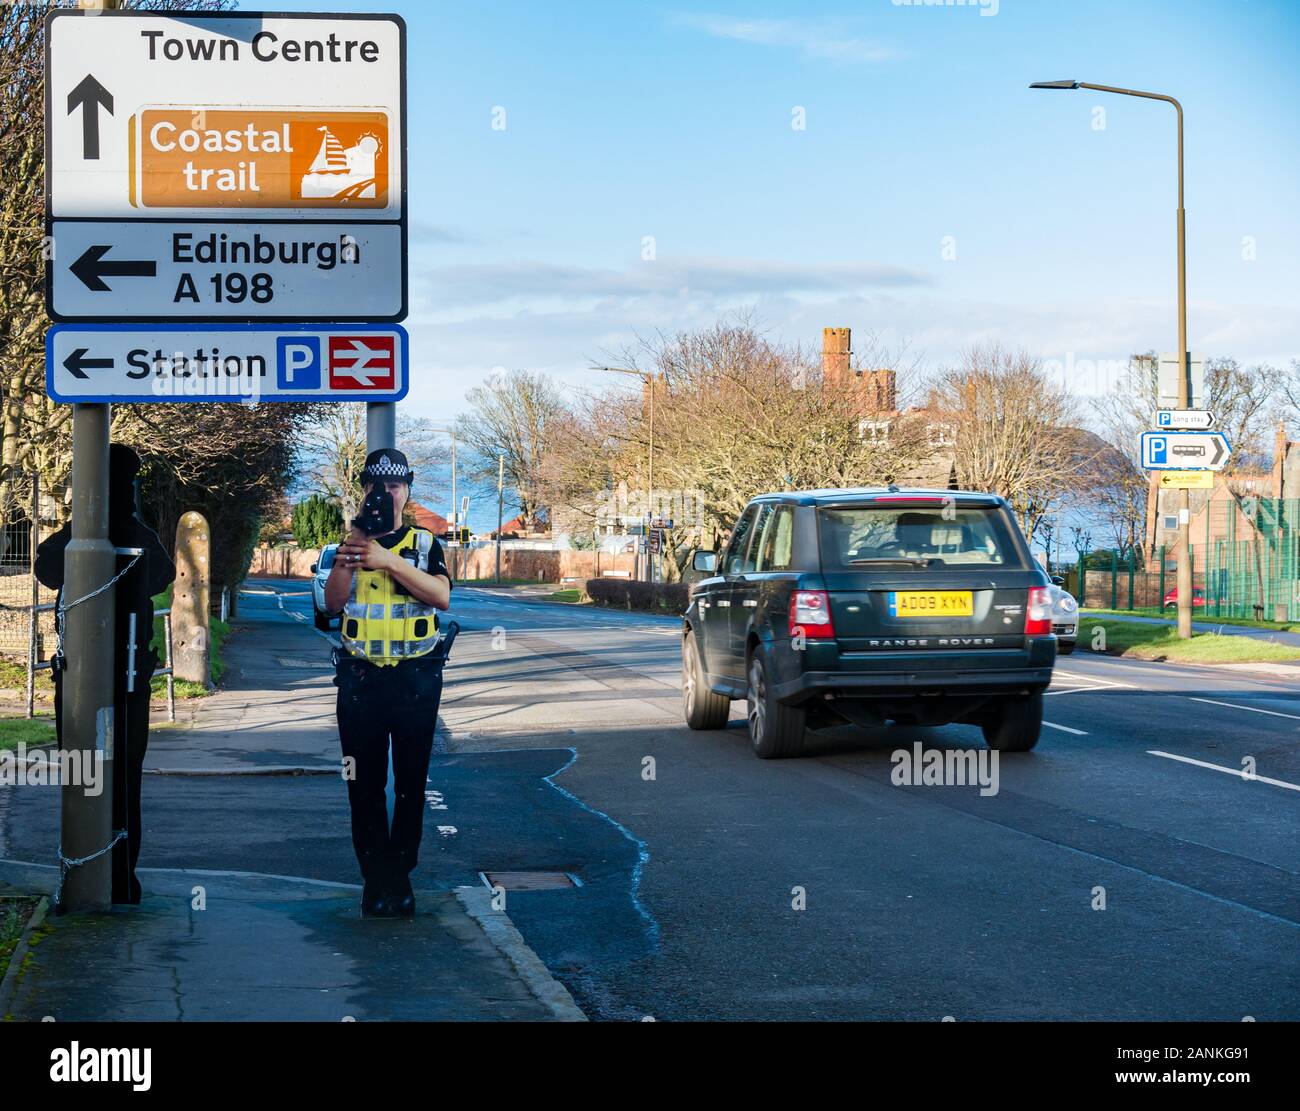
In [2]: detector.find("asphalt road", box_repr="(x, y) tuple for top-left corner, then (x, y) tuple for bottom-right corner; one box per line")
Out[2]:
(5, 577), (1299, 1021)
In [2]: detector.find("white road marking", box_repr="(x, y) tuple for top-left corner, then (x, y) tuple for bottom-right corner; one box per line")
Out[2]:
(1189, 696), (1300, 721)
(1042, 721), (1088, 735)
(1147, 750), (1300, 793)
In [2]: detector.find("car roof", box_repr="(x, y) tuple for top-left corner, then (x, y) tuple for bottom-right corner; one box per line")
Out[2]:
(746, 487), (1005, 508)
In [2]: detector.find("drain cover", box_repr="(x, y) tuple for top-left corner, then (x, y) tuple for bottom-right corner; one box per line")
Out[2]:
(481, 871), (580, 891)
(276, 657), (332, 669)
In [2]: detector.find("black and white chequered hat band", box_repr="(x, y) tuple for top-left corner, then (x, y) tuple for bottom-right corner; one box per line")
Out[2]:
(360, 448), (414, 484)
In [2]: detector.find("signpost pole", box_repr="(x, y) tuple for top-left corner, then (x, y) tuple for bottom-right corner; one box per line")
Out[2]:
(59, 0), (119, 916)
(1173, 98), (1193, 640)
(496, 454), (504, 585)
(366, 402), (395, 454)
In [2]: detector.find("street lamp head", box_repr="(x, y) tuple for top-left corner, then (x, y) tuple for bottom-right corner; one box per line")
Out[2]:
(1029, 80), (1081, 90)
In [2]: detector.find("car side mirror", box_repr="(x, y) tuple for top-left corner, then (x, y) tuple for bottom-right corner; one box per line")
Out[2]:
(693, 550), (718, 573)
(310, 563), (318, 574)
(1050, 574), (1065, 586)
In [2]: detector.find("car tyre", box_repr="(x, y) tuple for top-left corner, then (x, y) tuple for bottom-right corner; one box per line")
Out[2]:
(313, 610), (332, 631)
(747, 648), (806, 759)
(1057, 640), (1076, 656)
(981, 691), (1043, 752)
(682, 627), (730, 730)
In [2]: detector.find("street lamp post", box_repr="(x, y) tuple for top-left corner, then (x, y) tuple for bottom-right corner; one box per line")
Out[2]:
(1031, 79), (1193, 639)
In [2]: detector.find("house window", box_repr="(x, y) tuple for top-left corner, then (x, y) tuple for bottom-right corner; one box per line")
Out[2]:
(859, 419), (891, 443)
(927, 422), (956, 447)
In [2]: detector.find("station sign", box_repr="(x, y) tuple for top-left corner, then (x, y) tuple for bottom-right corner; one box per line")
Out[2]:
(45, 9), (406, 322)
(46, 323), (408, 404)
(1140, 431), (1231, 471)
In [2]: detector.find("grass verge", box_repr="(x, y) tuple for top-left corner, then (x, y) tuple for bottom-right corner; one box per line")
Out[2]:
(0, 717), (56, 751)
(1084, 608), (1300, 633)
(0, 897), (40, 982)
(1077, 617), (1300, 664)
(546, 588), (585, 604)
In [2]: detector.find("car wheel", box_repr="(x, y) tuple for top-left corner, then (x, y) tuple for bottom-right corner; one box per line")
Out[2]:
(313, 610), (332, 631)
(981, 691), (1043, 752)
(746, 648), (806, 759)
(1057, 640), (1075, 655)
(682, 627), (730, 730)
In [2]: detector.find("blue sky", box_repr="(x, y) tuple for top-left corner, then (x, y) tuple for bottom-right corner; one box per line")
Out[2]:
(267, 0), (1300, 443)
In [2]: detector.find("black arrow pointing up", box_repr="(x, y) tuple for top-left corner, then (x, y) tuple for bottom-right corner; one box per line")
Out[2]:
(67, 74), (113, 160)
(63, 348), (113, 380)
(70, 245), (156, 292)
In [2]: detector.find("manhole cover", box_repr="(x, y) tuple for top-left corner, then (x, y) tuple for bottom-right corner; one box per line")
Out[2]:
(276, 657), (332, 669)
(481, 871), (581, 891)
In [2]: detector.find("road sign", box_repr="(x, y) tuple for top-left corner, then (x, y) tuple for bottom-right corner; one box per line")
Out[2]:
(45, 9), (406, 322)
(1155, 409), (1214, 430)
(46, 323), (408, 403)
(50, 221), (404, 322)
(1141, 430), (1231, 471)
(1157, 470), (1214, 490)
(1158, 352), (1204, 410)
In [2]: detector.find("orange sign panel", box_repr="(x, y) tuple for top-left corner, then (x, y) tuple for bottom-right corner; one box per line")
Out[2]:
(133, 109), (389, 209)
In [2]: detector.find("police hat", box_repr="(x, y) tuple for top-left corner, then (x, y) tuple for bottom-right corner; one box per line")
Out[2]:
(360, 448), (414, 485)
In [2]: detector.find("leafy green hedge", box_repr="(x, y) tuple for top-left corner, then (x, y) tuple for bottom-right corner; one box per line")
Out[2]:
(585, 579), (690, 613)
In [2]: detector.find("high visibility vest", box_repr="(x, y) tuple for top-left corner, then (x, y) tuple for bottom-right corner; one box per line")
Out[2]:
(340, 527), (441, 666)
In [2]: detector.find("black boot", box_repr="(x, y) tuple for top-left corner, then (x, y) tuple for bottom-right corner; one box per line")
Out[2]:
(391, 872), (415, 918)
(361, 879), (394, 918)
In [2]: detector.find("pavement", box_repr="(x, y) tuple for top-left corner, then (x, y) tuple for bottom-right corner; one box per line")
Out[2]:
(0, 581), (583, 1023)
(3, 577), (1298, 1021)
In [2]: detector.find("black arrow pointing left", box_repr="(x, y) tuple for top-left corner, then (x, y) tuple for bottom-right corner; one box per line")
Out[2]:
(67, 74), (113, 160)
(63, 348), (113, 380)
(70, 245), (156, 292)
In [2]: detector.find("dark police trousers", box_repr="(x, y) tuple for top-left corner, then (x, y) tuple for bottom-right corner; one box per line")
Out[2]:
(335, 653), (444, 888)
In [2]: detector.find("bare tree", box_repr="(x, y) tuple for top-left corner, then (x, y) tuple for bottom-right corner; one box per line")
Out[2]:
(934, 344), (1093, 542)
(459, 370), (566, 531)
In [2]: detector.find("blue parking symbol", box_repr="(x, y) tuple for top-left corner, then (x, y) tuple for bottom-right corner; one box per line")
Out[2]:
(1150, 436), (1167, 465)
(1158, 412), (1171, 427)
(277, 337), (321, 390)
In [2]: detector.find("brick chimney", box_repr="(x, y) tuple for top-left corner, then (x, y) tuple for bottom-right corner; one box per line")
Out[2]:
(822, 327), (850, 389)
(1272, 421), (1288, 498)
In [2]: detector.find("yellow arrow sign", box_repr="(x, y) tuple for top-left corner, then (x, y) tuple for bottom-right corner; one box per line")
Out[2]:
(1158, 470), (1214, 490)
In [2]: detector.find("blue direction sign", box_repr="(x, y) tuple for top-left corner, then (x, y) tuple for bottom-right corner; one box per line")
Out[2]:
(1140, 430), (1231, 471)
(46, 323), (408, 404)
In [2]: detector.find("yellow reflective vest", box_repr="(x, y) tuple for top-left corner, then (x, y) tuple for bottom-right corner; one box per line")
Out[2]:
(340, 527), (442, 666)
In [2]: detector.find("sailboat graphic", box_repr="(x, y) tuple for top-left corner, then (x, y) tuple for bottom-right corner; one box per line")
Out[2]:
(299, 125), (379, 202)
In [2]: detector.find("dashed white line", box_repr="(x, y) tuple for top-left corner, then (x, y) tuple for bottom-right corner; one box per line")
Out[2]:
(1147, 750), (1300, 793)
(1188, 697), (1300, 721)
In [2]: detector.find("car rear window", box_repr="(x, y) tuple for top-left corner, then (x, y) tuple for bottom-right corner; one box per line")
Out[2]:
(817, 504), (1026, 570)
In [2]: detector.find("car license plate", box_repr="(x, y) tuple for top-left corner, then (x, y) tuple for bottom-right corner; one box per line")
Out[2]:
(889, 590), (973, 618)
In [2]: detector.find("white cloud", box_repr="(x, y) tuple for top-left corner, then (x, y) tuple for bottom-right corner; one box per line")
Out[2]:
(669, 13), (900, 64)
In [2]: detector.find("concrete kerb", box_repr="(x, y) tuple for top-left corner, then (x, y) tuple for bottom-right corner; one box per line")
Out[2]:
(455, 884), (587, 1022)
(0, 893), (50, 1021)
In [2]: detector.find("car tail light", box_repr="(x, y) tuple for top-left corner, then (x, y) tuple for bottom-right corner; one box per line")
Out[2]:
(790, 590), (835, 639)
(1025, 587), (1053, 636)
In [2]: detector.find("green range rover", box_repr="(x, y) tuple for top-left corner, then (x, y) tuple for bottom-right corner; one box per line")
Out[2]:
(681, 488), (1058, 758)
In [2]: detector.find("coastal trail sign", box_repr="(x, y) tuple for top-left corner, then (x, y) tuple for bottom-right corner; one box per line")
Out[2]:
(45, 9), (406, 322)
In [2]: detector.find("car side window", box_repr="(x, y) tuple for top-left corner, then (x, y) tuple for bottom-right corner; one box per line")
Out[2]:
(741, 505), (773, 573)
(723, 506), (758, 576)
(755, 506), (794, 572)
